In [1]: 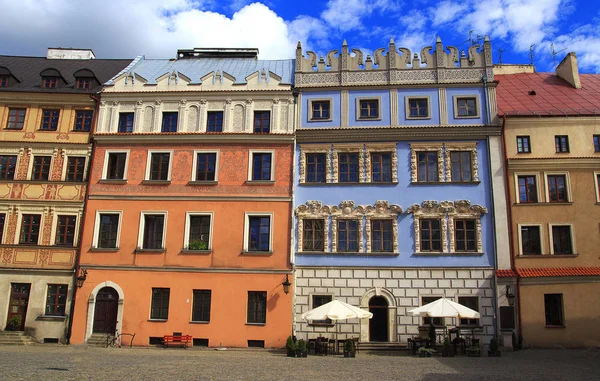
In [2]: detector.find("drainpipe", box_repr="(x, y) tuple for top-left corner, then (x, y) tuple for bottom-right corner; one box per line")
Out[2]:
(290, 87), (299, 339)
(65, 93), (100, 344)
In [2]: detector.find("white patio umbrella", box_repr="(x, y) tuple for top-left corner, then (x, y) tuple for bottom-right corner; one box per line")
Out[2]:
(407, 297), (480, 319)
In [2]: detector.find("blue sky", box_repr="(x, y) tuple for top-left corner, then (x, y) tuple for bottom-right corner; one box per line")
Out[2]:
(0, 0), (599, 73)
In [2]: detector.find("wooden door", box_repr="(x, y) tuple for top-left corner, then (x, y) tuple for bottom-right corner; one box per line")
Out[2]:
(6, 283), (30, 331)
(93, 287), (119, 334)
(369, 296), (389, 342)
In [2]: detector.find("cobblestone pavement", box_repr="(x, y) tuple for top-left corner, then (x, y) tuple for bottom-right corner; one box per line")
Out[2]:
(0, 346), (599, 381)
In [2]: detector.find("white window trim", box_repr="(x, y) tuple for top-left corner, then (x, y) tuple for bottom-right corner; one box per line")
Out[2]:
(27, 153), (56, 181)
(355, 96), (382, 121)
(92, 210), (123, 249)
(0, 147), (24, 181)
(144, 150), (174, 181)
(543, 171), (572, 203)
(594, 172), (600, 203)
(14, 208), (47, 245)
(183, 212), (214, 250)
(101, 150), (130, 180)
(453, 95), (480, 119)
(299, 145), (331, 184)
(445, 142), (479, 182)
(308, 98), (333, 122)
(50, 210), (82, 247)
(409, 143), (444, 183)
(43, 283), (69, 317)
(447, 200), (487, 253)
(548, 223), (576, 255)
(405, 96), (431, 120)
(516, 223), (544, 255)
(0, 205), (10, 245)
(332, 145), (365, 183)
(295, 201), (331, 253)
(191, 150), (220, 182)
(513, 172), (542, 203)
(365, 143), (398, 183)
(61, 154), (90, 182)
(247, 150), (275, 181)
(243, 212), (274, 252)
(137, 211), (168, 250)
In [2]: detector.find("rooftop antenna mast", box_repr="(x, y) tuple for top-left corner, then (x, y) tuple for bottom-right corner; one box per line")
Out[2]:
(529, 44), (535, 66)
(550, 42), (567, 67)
(498, 48), (504, 64)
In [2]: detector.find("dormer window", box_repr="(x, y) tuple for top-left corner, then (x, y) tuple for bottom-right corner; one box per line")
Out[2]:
(42, 77), (59, 89)
(73, 69), (96, 90)
(0, 75), (8, 87)
(76, 78), (92, 89)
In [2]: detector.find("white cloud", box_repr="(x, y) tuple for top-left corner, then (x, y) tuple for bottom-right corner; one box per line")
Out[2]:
(320, 0), (402, 32)
(429, 1), (468, 27)
(552, 23), (600, 73)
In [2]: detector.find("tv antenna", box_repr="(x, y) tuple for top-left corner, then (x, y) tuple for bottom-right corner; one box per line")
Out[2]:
(550, 42), (567, 67)
(529, 44), (535, 65)
(498, 48), (504, 64)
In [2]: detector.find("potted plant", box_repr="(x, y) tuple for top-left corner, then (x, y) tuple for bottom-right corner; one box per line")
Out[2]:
(188, 240), (208, 251)
(488, 338), (501, 357)
(418, 347), (436, 357)
(286, 336), (297, 357)
(343, 339), (355, 358)
(296, 339), (307, 357)
(442, 337), (454, 357)
(6, 316), (22, 331)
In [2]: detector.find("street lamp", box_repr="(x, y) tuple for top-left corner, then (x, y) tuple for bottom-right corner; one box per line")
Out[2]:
(282, 274), (291, 295)
(76, 269), (88, 288)
(505, 285), (515, 306)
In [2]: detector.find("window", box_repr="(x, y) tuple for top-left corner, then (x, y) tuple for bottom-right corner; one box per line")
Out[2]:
(305, 153), (325, 183)
(458, 297), (479, 326)
(118, 113), (134, 133)
(97, 213), (120, 249)
(337, 220), (359, 252)
(455, 220), (476, 251)
(247, 216), (271, 252)
(42, 77), (59, 88)
(417, 152), (438, 182)
(407, 98), (429, 118)
(40, 109), (60, 131)
(141, 214), (165, 250)
(151, 288), (170, 320)
(544, 294), (563, 326)
(0, 213), (5, 243)
(0, 75), (8, 87)
(302, 219), (324, 251)
(195, 152), (217, 181)
(358, 99), (379, 119)
(192, 290), (211, 322)
(66, 157), (86, 182)
(45, 285), (68, 316)
(517, 175), (538, 203)
(311, 295), (332, 325)
(338, 153), (359, 183)
(187, 214), (211, 250)
(206, 111), (223, 132)
(517, 136), (531, 153)
(450, 151), (472, 182)
(161, 112), (178, 132)
(310, 100), (331, 120)
(547, 174), (567, 202)
(19, 214), (41, 245)
(594, 135), (600, 152)
(455, 97), (478, 117)
(148, 152), (171, 181)
(31, 156), (51, 181)
(371, 153), (392, 182)
(551, 225), (573, 254)
(247, 291), (266, 324)
(0, 155), (17, 180)
(55, 215), (76, 246)
(253, 111), (270, 133)
(371, 220), (392, 253)
(420, 219), (441, 252)
(6, 108), (26, 130)
(105, 152), (127, 180)
(555, 135), (569, 153)
(520, 225), (541, 255)
(251, 152), (272, 181)
(597, 173), (600, 202)
(75, 78), (91, 89)
(422, 297), (443, 326)
(74, 110), (93, 132)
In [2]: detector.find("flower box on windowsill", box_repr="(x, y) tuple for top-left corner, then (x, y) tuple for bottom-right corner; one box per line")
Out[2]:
(179, 249), (212, 255)
(135, 248), (166, 254)
(141, 180), (171, 185)
(89, 247), (119, 252)
(240, 251), (273, 256)
(98, 179), (127, 184)
(245, 180), (275, 185)
(187, 180), (218, 186)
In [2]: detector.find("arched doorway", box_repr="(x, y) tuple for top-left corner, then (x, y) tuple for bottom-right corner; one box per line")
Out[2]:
(93, 287), (118, 334)
(369, 296), (389, 342)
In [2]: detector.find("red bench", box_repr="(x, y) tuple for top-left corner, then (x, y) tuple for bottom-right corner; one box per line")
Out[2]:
(163, 335), (192, 348)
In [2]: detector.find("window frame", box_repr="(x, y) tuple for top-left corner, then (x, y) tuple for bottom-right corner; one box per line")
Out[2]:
(191, 150), (219, 182)
(101, 150), (130, 181)
(29, 155), (52, 181)
(246, 291), (267, 324)
(544, 172), (571, 203)
(302, 219), (325, 252)
(117, 112), (135, 133)
(73, 110), (93, 132)
(6, 108), (27, 130)
(243, 212), (273, 253)
(370, 152), (393, 183)
(544, 294), (564, 327)
(253, 110), (271, 133)
(457, 296), (480, 326)
(53, 214), (79, 247)
(144, 150), (173, 182)
(516, 136), (531, 153)
(309, 294), (334, 325)
(206, 111), (224, 132)
(594, 172), (600, 203)
(0, 154), (18, 180)
(191, 289), (211, 323)
(548, 223), (575, 255)
(554, 135), (569, 153)
(45, 284), (68, 316)
(454, 219), (477, 252)
(370, 219), (393, 253)
(417, 151), (439, 182)
(183, 212), (213, 251)
(356, 97), (381, 120)
(337, 152), (360, 183)
(453, 95), (480, 118)
(39, 109), (61, 131)
(304, 152), (326, 183)
(336, 219), (360, 253)
(421, 296), (444, 326)
(42, 77), (59, 89)
(161, 112), (179, 133)
(0, 75), (8, 87)
(64, 156), (87, 182)
(247, 150), (275, 182)
(75, 78), (92, 90)
(405, 96), (431, 119)
(150, 288), (170, 320)
(137, 211), (168, 251)
(514, 173), (541, 204)
(419, 218), (442, 253)
(308, 98), (332, 122)
(0, 212), (6, 244)
(517, 224), (543, 255)
(594, 135), (600, 153)
(92, 210), (123, 250)
(18, 213), (42, 245)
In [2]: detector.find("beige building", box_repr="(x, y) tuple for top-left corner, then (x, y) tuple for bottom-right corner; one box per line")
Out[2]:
(495, 53), (600, 347)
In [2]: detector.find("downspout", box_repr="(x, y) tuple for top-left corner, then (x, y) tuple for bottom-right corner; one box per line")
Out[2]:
(501, 114), (522, 346)
(65, 93), (100, 344)
(290, 87), (299, 338)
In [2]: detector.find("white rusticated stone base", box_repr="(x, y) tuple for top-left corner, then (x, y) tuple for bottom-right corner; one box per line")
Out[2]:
(295, 267), (495, 345)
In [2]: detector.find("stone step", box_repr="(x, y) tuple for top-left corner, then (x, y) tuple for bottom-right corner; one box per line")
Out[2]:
(0, 331), (27, 337)
(358, 342), (409, 351)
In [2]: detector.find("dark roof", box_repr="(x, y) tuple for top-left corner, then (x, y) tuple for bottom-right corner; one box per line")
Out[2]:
(496, 72), (600, 116)
(0, 55), (133, 93)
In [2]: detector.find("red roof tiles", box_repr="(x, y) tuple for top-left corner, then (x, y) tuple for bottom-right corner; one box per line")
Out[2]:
(496, 73), (600, 116)
(516, 267), (600, 278)
(496, 269), (516, 278)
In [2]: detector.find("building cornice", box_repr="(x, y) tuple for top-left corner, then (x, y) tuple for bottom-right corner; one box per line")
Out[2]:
(508, 157), (600, 170)
(93, 133), (294, 144)
(520, 276), (600, 285)
(88, 195), (292, 202)
(0, 92), (95, 105)
(296, 126), (501, 142)
(295, 266), (494, 270)
(298, 82), (498, 91)
(80, 264), (291, 274)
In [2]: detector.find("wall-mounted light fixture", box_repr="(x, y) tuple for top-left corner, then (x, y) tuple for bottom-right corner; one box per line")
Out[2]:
(282, 274), (291, 295)
(76, 268), (88, 288)
(505, 285), (516, 306)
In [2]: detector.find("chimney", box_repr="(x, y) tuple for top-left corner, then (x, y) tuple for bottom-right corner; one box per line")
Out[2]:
(46, 48), (96, 60)
(556, 52), (581, 89)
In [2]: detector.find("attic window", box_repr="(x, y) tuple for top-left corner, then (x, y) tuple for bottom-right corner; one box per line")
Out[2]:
(76, 78), (92, 89)
(42, 77), (59, 89)
(0, 75), (8, 87)
(528, 90), (536, 96)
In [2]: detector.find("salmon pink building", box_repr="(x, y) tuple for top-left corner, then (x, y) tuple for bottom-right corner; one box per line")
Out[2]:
(70, 49), (295, 348)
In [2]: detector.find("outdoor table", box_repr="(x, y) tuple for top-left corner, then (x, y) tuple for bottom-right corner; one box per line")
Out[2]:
(408, 337), (429, 355)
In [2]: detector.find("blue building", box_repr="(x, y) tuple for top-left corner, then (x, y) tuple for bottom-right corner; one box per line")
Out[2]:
(293, 37), (503, 347)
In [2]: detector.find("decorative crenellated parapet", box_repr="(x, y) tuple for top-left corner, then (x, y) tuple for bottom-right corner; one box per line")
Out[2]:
(294, 36), (494, 87)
